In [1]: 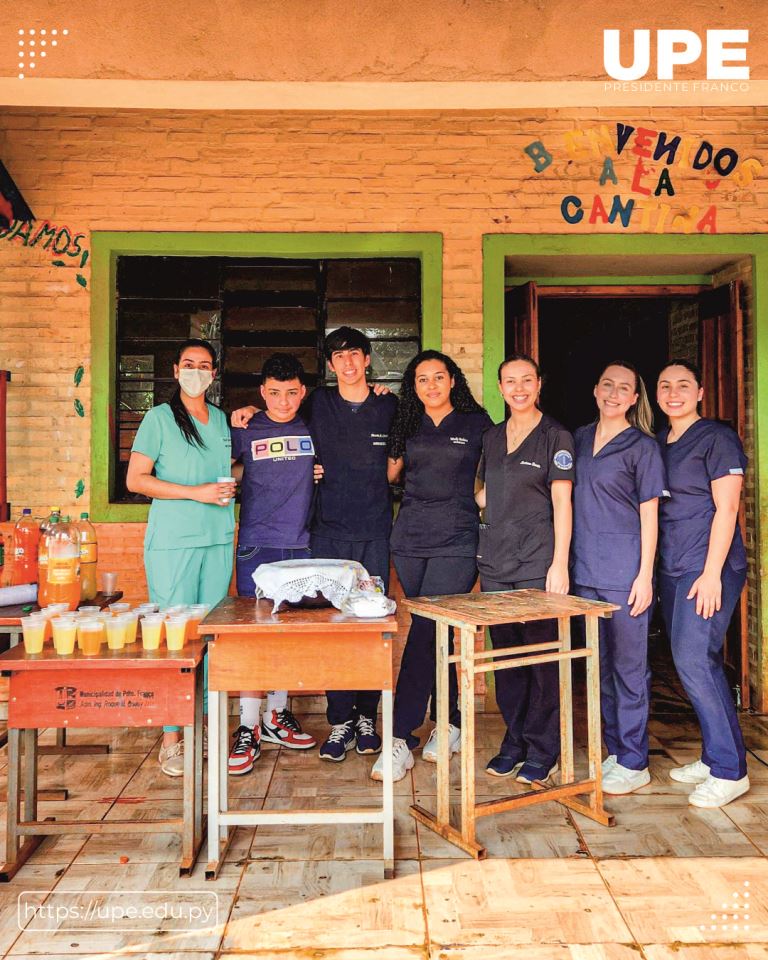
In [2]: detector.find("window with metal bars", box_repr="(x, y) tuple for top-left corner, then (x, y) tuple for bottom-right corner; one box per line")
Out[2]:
(115, 256), (421, 503)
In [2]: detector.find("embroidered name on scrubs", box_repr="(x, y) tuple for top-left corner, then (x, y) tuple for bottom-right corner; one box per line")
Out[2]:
(251, 436), (315, 461)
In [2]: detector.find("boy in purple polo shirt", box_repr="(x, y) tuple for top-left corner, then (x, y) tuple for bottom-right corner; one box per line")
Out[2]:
(228, 354), (317, 775)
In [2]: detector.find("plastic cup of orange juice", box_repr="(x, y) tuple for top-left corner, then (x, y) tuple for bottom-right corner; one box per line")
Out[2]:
(185, 604), (209, 640)
(79, 606), (100, 615)
(51, 617), (78, 655)
(108, 602), (131, 616)
(79, 620), (102, 656)
(21, 616), (46, 654)
(123, 611), (139, 645)
(105, 616), (128, 651)
(165, 615), (189, 652)
(141, 615), (164, 651)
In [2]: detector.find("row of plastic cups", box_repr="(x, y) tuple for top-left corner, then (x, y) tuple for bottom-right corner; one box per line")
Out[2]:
(139, 604), (210, 651)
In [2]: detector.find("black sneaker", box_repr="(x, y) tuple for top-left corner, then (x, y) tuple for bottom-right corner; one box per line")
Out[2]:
(228, 724), (261, 776)
(354, 715), (382, 755)
(486, 753), (525, 777)
(516, 760), (558, 784)
(318, 720), (356, 761)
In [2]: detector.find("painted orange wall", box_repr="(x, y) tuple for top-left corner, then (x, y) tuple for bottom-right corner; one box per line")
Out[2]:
(1, 0), (767, 83)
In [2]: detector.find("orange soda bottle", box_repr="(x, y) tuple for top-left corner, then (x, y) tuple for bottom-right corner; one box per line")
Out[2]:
(44, 516), (81, 611)
(76, 512), (98, 601)
(37, 507), (61, 608)
(13, 509), (40, 586)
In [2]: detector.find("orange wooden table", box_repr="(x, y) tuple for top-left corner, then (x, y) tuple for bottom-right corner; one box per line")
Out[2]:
(0, 591), (124, 758)
(404, 589), (619, 859)
(0, 639), (205, 880)
(202, 598), (398, 879)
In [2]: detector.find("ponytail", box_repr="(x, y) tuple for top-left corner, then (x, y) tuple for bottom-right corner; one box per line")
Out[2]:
(170, 386), (205, 448)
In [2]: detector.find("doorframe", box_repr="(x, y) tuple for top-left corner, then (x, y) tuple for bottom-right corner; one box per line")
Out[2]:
(483, 233), (768, 712)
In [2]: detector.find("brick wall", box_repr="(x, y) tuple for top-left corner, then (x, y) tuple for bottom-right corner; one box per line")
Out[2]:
(1, 106), (767, 704)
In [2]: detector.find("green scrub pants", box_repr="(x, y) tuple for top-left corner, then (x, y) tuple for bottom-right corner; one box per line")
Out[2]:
(144, 542), (233, 733)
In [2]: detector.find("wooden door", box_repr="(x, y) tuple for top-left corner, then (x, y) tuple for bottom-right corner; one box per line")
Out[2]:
(504, 281), (539, 361)
(698, 280), (749, 708)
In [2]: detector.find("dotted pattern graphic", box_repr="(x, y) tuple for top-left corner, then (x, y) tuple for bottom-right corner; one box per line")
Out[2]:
(17, 27), (69, 79)
(700, 881), (751, 933)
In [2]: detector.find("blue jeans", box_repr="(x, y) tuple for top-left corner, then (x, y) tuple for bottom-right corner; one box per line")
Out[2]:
(659, 563), (747, 780)
(236, 544), (312, 596)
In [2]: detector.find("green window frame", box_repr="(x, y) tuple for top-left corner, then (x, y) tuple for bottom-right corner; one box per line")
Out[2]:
(90, 231), (443, 523)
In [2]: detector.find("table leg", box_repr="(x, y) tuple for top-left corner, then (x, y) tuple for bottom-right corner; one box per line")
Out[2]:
(381, 688), (394, 879)
(459, 628), (477, 848)
(22, 729), (37, 824)
(4, 728), (21, 868)
(218, 691), (228, 842)
(558, 617), (574, 785)
(206, 688), (221, 876)
(585, 615), (606, 817)
(181, 719), (195, 874)
(435, 621), (450, 827)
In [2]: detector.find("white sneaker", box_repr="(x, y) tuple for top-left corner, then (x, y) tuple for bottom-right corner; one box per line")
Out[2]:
(370, 737), (414, 782)
(669, 759), (710, 784)
(158, 741), (184, 777)
(602, 754), (618, 775)
(422, 724), (461, 763)
(601, 762), (651, 795)
(689, 774), (750, 808)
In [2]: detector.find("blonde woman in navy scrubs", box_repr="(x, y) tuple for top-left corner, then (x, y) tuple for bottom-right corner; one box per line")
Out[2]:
(476, 354), (574, 784)
(572, 361), (666, 795)
(656, 359), (749, 808)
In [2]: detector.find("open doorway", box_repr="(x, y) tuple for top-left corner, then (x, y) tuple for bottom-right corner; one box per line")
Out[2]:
(504, 275), (750, 708)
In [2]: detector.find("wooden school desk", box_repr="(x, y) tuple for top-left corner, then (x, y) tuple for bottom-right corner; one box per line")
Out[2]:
(202, 597), (397, 879)
(404, 589), (619, 859)
(0, 638), (205, 880)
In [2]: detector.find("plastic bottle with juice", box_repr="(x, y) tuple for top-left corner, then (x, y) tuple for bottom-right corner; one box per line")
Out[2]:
(13, 509), (40, 586)
(77, 512), (98, 601)
(37, 508), (61, 608)
(44, 516), (81, 611)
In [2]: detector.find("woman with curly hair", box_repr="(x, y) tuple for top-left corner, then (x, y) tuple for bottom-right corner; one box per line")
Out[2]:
(371, 350), (492, 782)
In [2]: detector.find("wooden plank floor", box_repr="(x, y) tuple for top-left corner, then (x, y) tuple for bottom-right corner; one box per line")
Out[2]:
(0, 704), (765, 959)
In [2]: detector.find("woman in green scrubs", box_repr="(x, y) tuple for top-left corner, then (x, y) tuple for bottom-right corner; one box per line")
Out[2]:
(127, 338), (235, 776)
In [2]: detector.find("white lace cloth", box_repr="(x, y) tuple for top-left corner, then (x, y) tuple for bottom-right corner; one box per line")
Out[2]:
(252, 559), (370, 613)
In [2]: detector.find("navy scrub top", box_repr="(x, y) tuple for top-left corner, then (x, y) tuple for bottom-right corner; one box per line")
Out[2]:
(477, 414), (575, 583)
(658, 418), (747, 577)
(306, 387), (398, 543)
(390, 408), (493, 558)
(572, 423), (667, 591)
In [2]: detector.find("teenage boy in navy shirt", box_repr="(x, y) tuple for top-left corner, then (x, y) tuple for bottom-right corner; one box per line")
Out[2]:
(232, 327), (398, 762)
(228, 353), (317, 776)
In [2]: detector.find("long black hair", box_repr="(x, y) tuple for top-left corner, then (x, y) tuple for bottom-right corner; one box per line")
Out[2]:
(170, 338), (218, 448)
(388, 349), (485, 459)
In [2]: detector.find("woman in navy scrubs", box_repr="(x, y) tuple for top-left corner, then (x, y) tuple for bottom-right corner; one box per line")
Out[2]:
(370, 350), (492, 782)
(656, 359), (750, 808)
(572, 361), (666, 795)
(476, 354), (574, 784)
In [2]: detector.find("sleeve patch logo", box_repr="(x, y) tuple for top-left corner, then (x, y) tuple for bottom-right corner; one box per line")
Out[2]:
(553, 449), (573, 470)
(729, 467), (745, 475)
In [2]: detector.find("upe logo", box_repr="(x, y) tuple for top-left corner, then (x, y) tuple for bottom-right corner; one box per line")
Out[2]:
(604, 30), (749, 81)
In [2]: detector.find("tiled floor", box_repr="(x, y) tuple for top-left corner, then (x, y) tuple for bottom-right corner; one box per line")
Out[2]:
(0, 685), (766, 959)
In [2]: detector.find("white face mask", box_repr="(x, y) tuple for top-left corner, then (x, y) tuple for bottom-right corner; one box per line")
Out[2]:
(178, 368), (214, 398)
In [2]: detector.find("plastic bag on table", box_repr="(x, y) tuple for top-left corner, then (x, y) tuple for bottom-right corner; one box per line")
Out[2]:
(341, 588), (396, 619)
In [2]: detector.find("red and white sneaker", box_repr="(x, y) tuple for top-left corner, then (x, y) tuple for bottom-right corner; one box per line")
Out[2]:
(228, 724), (261, 776)
(261, 709), (316, 749)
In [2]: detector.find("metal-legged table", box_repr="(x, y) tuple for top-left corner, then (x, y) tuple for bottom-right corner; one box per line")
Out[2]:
(202, 598), (397, 879)
(405, 589), (619, 859)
